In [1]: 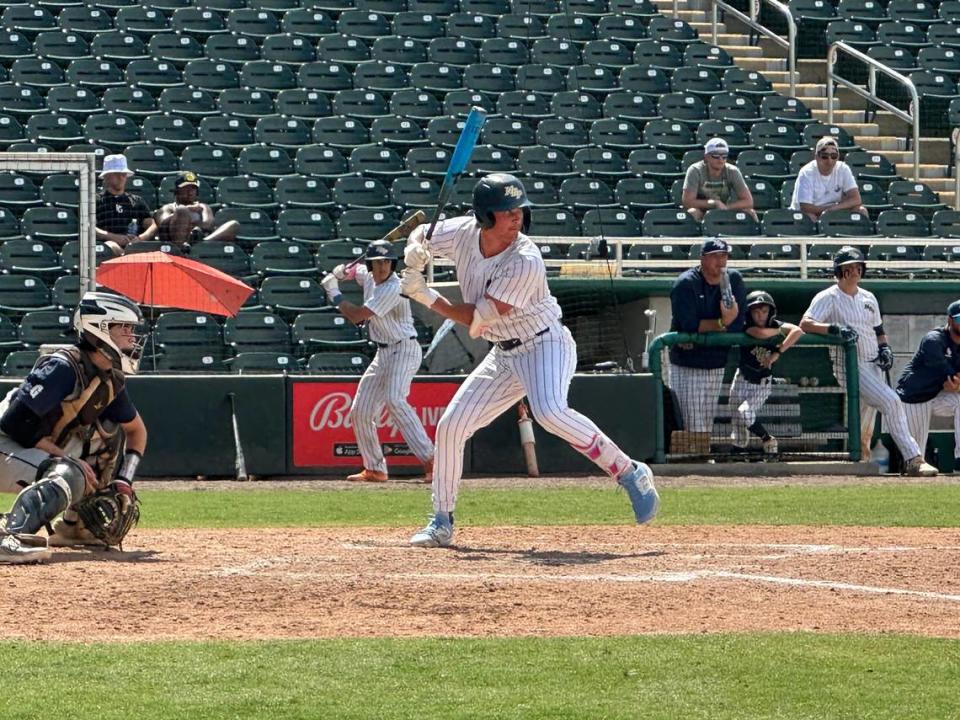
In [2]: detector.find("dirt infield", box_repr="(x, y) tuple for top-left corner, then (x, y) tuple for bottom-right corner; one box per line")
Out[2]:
(3, 523), (959, 641)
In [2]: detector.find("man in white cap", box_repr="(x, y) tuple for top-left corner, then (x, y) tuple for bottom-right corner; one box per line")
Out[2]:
(95, 154), (157, 254)
(682, 138), (757, 222)
(789, 137), (868, 223)
(154, 170), (238, 250)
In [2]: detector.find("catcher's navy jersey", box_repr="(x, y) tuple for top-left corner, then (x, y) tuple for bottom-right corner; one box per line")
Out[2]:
(669, 267), (746, 369)
(14, 356), (135, 422)
(897, 328), (960, 404)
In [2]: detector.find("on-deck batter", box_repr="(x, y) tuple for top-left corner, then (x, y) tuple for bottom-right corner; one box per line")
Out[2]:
(800, 246), (937, 476)
(321, 241), (434, 483)
(398, 173), (659, 547)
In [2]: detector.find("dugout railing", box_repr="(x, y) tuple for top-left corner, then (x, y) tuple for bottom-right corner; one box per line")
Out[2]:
(647, 331), (861, 463)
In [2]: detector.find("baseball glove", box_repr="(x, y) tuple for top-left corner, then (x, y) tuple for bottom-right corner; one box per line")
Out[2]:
(874, 343), (894, 371)
(72, 481), (140, 549)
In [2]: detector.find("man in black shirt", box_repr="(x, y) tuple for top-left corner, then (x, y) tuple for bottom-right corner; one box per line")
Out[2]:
(95, 154), (158, 254)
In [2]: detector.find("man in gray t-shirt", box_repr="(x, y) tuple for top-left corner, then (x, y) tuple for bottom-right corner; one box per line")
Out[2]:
(682, 138), (758, 222)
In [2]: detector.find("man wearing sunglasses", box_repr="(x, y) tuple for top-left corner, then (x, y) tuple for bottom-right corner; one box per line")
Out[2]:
(682, 138), (758, 223)
(789, 137), (868, 223)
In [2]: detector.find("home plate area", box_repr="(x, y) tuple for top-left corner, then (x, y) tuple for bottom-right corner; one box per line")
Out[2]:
(2, 526), (959, 641)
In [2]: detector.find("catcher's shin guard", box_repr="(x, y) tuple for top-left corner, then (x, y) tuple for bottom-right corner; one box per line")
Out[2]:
(4, 479), (70, 535)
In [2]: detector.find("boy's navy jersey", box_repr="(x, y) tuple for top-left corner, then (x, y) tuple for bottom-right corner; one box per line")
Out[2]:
(739, 317), (784, 384)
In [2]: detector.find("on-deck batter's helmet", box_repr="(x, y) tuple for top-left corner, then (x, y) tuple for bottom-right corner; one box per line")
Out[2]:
(833, 245), (866, 278)
(364, 239), (398, 272)
(472, 173), (531, 232)
(745, 290), (777, 321)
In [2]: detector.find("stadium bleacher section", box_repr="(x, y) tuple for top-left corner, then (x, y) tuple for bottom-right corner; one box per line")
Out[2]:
(0, 0), (957, 372)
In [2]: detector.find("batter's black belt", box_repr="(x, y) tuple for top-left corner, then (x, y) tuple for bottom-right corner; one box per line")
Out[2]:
(495, 327), (550, 351)
(375, 336), (417, 348)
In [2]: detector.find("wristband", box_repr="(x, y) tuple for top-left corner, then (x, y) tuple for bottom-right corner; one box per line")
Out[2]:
(717, 316), (725, 329)
(330, 293), (343, 308)
(118, 450), (142, 485)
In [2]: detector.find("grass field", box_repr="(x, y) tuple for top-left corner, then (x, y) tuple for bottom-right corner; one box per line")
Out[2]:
(3, 481), (959, 720)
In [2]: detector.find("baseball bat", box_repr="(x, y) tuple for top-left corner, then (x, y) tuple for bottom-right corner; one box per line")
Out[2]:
(344, 210), (428, 270)
(517, 400), (539, 477)
(423, 317), (456, 360)
(227, 392), (249, 482)
(425, 107), (487, 243)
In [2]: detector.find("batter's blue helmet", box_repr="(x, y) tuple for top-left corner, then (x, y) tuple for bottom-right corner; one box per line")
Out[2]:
(472, 173), (531, 232)
(833, 245), (866, 279)
(364, 239), (398, 272)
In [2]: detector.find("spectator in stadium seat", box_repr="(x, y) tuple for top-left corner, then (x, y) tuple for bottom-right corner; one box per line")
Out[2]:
(681, 138), (758, 222)
(95, 154), (158, 255)
(155, 171), (239, 252)
(789, 137), (868, 223)
(668, 237), (747, 455)
(896, 299), (960, 471)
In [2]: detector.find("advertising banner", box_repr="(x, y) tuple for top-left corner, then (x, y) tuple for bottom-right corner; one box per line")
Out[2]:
(291, 380), (461, 467)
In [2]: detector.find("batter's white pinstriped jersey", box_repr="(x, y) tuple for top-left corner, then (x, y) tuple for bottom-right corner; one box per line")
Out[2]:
(429, 215), (561, 341)
(354, 267), (417, 344)
(805, 284), (882, 363)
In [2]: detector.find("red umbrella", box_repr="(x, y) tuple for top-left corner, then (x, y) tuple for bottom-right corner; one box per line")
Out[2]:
(97, 251), (253, 317)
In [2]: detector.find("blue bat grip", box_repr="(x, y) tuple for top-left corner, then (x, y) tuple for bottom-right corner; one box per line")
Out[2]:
(446, 107), (486, 179)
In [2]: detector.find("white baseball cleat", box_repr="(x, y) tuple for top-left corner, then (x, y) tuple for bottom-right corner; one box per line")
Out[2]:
(905, 456), (938, 477)
(0, 534), (51, 564)
(410, 512), (454, 547)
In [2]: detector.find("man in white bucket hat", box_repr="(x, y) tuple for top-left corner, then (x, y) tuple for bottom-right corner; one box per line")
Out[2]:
(95, 154), (157, 255)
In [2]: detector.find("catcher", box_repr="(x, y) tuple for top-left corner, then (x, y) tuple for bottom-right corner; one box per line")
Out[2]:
(0, 291), (148, 563)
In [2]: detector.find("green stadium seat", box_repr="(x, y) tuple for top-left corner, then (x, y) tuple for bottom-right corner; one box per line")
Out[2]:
(86, 114), (145, 153)
(602, 91), (657, 122)
(21, 207), (77, 247)
(204, 33), (262, 66)
(527, 208), (581, 236)
(761, 208), (818, 237)
(182, 58), (241, 92)
(641, 208), (701, 237)
(390, 176), (439, 209)
(190, 241), (254, 281)
(0, 208), (21, 240)
(171, 7), (228, 35)
(295, 144), (350, 179)
(684, 41), (735, 72)
(0, 30), (33, 63)
(596, 14), (647, 43)
(0, 116), (28, 151)
(34, 31), (92, 64)
(0, 239), (62, 279)
(217, 176), (277, 211)
(405, 146), (451, 177)
(224, 311), (292, 354)
(0, 173), (40, 210)
(281, 8), (337, 38)
(354, 60), (411, 92)
(254, 116), (312, 149)
(237, 145), (296, 180)
(229, 351), (300, 373)
(336, 9), (392, 38)
(158, 87), (219, 118)
(818, 209), (875, 237)
(370, 117), (428, 149)
(530, 37), (581, 67)
(275, 175), (336, 209)
(0, 85), (45, 121)
(874, 210), (930, 237)
(479, 37), (530, 67)
(314, 240), (366, 271)
(214, 208), (279, 247)
(277, 209), (337, 245)
(292, 312), (367, 355)
(331, 89), (391, 119)
(931, 209), (960, 237)
(226, 8), (282, 37)
(115, 7), (171, 37)
(17, 309), (73, 347)
(0, 275), (52, 316)
(516, 145), (577, 178)
(305, 351), (371, 374)
(558, 177), (616, 209)
(1, 6), (57, 37)
(582, 208), (641, 236)
(276, 89), (332, 120)
(92, 32), (151, 65)
(410, 62), (465, 93)
(260, 276), (328, 319)
(251, 241), (315, 277)
(336, 208), (401, 241)
(389, 88), (443, 121)
(142, 115), (198, 150)
(51, 274), (80, 309)
(262, 33), (318, 64)
(333, 176), (393, 209)
(3, 350), (40, 377)
(760, 94), (813, 127)
(444, 89), (496, 116)
(703, 209), (761, 237)
(180, 146), (236, 182)
(316, 35), (370, 65)
(447, 12), (497, 40)
(10, 58), (67, 89)
(240, 60), (298, 93)
(102, 87), (159, 118)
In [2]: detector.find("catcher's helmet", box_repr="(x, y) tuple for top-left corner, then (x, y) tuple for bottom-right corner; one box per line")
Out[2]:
(74, 291), (146, 375)
(472, 173), (531, 232)
(833, 245), (866, 278)
(745, 290), (777, 321)
(364, 239), (398, 272)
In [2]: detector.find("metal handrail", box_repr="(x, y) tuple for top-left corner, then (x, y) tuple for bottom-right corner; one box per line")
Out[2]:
(955, 146), (959, 210)
(827, 41), (920, 182)
(711, 0), (796, 97)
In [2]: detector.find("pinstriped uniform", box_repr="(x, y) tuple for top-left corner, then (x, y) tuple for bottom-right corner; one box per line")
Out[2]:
(728, 373), (773, 446)
(346, 268), (433, 473)
(804, 284), (922, 460)
(428, 215), (633, 513)
(901, 393), (960, 462)
(897, 328), (960, 461)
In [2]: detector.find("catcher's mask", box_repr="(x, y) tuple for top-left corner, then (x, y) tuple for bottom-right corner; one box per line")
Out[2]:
(833, 245), (866, 279)
(745, 290), (777, 322)
(364, 239), (398, 273)
(74, 291), (146, 375)
(472, 173), (531, 232)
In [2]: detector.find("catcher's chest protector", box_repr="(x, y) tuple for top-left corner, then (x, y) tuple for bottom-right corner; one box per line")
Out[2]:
(41, 347), (125, 446)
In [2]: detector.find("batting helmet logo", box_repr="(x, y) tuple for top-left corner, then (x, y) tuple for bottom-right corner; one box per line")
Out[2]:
(745, 290), (777, 322)
(364, 239), (398, 272)
(833, 245), (866, 279)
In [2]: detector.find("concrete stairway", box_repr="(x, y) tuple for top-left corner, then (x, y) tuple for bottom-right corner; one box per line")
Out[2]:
(651, 0), (957, 209)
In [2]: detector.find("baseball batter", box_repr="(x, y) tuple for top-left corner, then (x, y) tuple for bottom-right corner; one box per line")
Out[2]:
(0, 292), (148, 563)
(399, 173), (659, 547)
(321, 241), (434, 483)
(896, 300), (960, 469)
(668, 238), (747, 454)
(800, 246), (937, 475)
(729, 290), (803, 455)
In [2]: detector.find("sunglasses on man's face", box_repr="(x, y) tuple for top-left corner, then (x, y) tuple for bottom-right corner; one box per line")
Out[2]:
(818, 152), (839, 160)
(708, 153), (728, 159)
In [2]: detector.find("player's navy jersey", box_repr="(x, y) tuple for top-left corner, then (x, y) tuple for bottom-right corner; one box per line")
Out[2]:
(0, 355), (136, 447)
(669, 267), (746, 369)
(738, 318), (784, 384)
(897, 328), (960, 404)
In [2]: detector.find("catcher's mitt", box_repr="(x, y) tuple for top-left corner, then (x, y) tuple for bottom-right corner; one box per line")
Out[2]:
(73, 482), (140, 548)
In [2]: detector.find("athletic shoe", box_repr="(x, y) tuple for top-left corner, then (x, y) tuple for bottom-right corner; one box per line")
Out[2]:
(763, 437), (778, 455)
(0, 534), (51, 564)
(617, 461), (660, 525)
(422, 458), (433, 485)
(905, 456), (938, 477)
(410, 512), (454, 547)
(346, 468), (388, 483)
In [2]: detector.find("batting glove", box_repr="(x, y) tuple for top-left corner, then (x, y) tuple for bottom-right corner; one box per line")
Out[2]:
(332, 263), (355, 281)
(400, 268), (440, 308)
(875, 343), (894, 371)
(320, 273), (340, 302)
(828, 324), (858, 343)
(404, 242), (431, 272)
